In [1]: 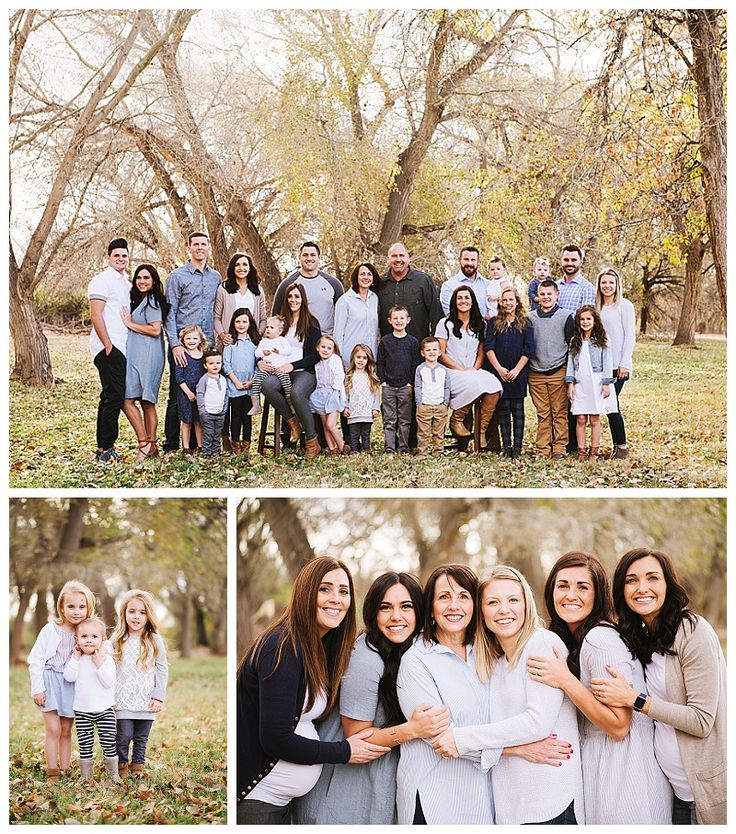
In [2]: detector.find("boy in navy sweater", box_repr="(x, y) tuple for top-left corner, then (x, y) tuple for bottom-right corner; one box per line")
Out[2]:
(376, 306), (421, 453)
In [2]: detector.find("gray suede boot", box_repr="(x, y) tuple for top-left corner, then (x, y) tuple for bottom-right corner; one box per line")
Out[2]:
(78, 758), (94, 782)
(104, 755), (122, 783)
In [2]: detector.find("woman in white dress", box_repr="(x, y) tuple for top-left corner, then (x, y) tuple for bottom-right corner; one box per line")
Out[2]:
(596, 267), (636, 459)
(435, 287), (502, 449)
(527, 551), (671, 824)
(432, 565), (584, 825)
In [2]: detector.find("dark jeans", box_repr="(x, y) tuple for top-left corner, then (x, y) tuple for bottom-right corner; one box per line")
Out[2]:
(382, 384), (412, 452)
(262, 371), (316, 440)
(672, 795), (698, 825)
(498, 397), (526, 449)
(93, 346), (126, 450)
(348, 422), (372, 451)
(566, 403), (577, 453)
(164, 347), (182, 452)
(116, 718), (153, 764)
(229, 397), (253, 442)
(607, 375), (627, 446)
(413, 792), (427, 825)
(201, 411), (226, 456)
(237, 799), (290, 825)
(526, 799), (577, 825)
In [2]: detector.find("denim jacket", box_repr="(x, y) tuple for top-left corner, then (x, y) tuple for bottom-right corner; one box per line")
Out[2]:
(564, 340), (615, 384)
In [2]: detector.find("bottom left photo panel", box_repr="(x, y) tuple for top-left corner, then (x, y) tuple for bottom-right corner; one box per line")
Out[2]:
(8, 497), (227, 825)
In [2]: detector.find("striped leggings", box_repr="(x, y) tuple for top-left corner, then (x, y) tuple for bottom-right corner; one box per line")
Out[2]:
(250, 369), (292, 398)
(74, 707), (117, 759)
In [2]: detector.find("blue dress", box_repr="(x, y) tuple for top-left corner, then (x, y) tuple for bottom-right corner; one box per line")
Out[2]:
(175, 353), (206, 423)
(125, 298), (165, 403)
(484, 318), (536, 399)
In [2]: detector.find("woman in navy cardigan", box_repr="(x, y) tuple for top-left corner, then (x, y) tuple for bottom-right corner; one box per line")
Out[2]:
(237, 556), (389, 824)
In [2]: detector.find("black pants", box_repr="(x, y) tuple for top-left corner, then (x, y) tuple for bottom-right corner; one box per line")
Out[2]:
(348, 422), (372, 451)
(93, 346), (126, 450)
(237, 799), (290, 825)
(413, 792), (427, 825)
(607, 375), (627, 445)
(497, 397), (525, 449)
(672, 795), (698, 825)
(117, 718), (153, 764)
(163, 347), (181, 452)
(229, 398), (253, 442)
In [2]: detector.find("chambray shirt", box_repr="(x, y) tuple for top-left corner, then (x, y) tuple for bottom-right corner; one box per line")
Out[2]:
(439, 272), (491, 318)
(164, 261), (222, 348)
(556, 274), (596, 312)
(396, 638), (498, 825)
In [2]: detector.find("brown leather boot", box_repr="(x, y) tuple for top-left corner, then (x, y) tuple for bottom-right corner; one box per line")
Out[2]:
(478, 393), (501, 451)
(304, 436), (321, 461)
(449, 404), (472, 437)
(130, 763), (145, 777)
(241, 440), (251, 455)
(287, 416), (302, 444)
(577, 447), (590, 461)
(46, 767), (60, 783)
(589, 446), (601, 462)
(118, 762), (129, 780)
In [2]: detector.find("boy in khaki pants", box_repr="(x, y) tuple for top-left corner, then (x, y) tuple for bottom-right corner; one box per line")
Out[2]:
(414, 337), (450, 454)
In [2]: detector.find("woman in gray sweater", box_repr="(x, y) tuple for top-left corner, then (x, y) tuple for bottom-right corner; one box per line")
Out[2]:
(592, 548), (726, 825)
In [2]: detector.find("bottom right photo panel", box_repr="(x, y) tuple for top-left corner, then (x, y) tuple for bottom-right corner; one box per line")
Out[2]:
(236, 496), (726, 826)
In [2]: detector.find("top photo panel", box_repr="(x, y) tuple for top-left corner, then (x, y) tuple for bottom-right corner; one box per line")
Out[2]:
(9, 9), (725, 489)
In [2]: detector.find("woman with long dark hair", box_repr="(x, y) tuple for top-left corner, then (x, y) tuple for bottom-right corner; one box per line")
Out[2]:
(435, 287), (502, 449)
(214, 252), (267, 344)
(121, 264), (169, 460)
(591, 548), (726, 825)
(260, 283), (322, 458)
(294, 571), (449, 824)
(237, 556), (389, 825)
(527, 551), (671, 823)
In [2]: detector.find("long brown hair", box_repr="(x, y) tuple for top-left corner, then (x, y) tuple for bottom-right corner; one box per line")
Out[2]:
(243, 556), (356, 717)
(279, 282), (317, 342)
(493, 286), (529, 334)
(345, 344), (381, 394)
(569, 304), (608, 356)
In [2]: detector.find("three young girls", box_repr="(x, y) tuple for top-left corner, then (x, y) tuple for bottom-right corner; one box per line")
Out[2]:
(564, 304), (617, 461)
(29, 582), (168, 783)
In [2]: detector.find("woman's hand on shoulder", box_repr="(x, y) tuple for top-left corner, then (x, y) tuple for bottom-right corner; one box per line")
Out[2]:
(407, 702), (450, 740)
(431, 728), (459, 758)
(346, 728), (391, 763)
(527, 645), (571, 690)
(590, 665), (637, 707)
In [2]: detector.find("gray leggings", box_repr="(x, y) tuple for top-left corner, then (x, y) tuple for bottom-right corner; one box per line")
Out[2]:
(261, 371), (316, 439)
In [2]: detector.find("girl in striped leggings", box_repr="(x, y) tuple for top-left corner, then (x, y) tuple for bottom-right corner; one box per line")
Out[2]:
(63, 617), (120, 782)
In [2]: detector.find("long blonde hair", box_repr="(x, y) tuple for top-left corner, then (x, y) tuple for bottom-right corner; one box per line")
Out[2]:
(110, 589), (162, 670)
(55, 580), (96, 625)
(345, 344), (381, 394)
(474, 565), (543, 682)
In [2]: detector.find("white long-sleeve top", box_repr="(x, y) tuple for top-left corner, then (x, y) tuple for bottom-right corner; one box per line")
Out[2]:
(63, 653), (116, 712)
(103, 635), (168, 719)
(27, 622), (67, 696)
(600, 298), (636, 375)
(453, 628), (585, 824)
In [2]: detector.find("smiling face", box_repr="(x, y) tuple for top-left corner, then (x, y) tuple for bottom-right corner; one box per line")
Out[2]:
(499, 288), (518, 316)
(537, 284), (559, 313)
(552, 566), (595, 634)
(315, 568), (351, 636)
(234, 256), (250, 280)
(561, 249), (582, 276)
(204, 354), (222, 374)
(317, 338), (335, 360)
(125, 597), (148, 636)
(299, 246), (320, 276)
(135, 270), (153, 293)
(389, 309), (410, 332)
(454, 289), (473, 314)
(108, 247), (129, 273)
(623, 555), (667, 627)
(182, 331), (202, 351)
(189, 235), (210, 264)
(598, 272), (617, 300)
(76, 621), (105, 654)
(388, 244), (409, 277)
(482, 578), (525, 645)
(459, 249), (479, 277)
(376, 583), (417, 644)
(286, 287), (303, 315)
(421, 341), (440, 363)
(432, 574), (474, 644)
(579, 310), (595, 334)
(352, 349), (368, 370)
(62, 592), (88, 628)
(233, 314), (250, 335)
(357, 265), (374, 289)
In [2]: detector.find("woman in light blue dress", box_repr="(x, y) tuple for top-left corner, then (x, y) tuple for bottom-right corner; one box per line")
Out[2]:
(293, 572), (449, 824)
(527, 551), (671, 824)
(122, 264), (168, 460)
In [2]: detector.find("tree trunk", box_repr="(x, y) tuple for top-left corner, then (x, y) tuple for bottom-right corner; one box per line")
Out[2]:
(180, 591), (193, 658)
(9, 586), (34, 664)
(672, 233), (706, 345)
(687, 10), (726, 320)
(9, 256), (54, 386)
(34, 590), (51, 633)
(639, 266), (653, 335)
(211, 578), (227, 656)
(194, 598), (209, 646)
(260, 499), (315, 579)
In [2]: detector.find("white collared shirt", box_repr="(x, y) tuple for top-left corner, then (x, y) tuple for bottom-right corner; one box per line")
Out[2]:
(88, 265), (131, 357)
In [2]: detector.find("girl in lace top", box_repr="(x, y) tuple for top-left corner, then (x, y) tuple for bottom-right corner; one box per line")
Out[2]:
(106, 589), (168, 779)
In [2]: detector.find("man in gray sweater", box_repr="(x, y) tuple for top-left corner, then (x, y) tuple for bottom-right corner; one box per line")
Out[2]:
(528, 280), (574, 459)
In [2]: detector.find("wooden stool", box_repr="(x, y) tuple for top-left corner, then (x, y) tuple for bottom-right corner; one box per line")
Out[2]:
(257, 400), (282, 456)
(444, 400), (483, 452)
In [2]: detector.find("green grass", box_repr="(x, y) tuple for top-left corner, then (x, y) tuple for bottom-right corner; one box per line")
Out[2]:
(9, 332), (726, 488)
(9, 656), (226, 825)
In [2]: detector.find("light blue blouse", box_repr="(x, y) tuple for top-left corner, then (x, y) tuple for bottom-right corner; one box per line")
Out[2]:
(333, 289), (380, 368)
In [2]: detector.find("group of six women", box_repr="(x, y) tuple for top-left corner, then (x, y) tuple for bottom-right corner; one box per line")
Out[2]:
(237, 549), (725, 825)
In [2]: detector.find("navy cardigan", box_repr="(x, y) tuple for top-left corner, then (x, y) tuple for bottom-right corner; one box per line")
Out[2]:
(237, 627), (351, 805)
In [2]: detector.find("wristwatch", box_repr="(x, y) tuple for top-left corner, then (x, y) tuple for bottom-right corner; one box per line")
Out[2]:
(632, 692), (648, 712)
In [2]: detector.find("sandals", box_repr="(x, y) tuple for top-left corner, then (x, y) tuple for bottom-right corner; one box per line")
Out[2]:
(136, 440), (154, 462)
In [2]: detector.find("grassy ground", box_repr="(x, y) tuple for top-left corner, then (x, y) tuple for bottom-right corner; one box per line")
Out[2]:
(9, 332), (726, 488)
(9, 656), (226, 825)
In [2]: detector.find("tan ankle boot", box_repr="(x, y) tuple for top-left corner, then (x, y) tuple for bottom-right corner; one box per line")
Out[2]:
(46, 767), (60, 783)
(130, 763), (145, 777)
(304, 436), (321, 461)
(286, 416), (301, 444)
(449, 404), (472, 437)
(589, 446), (601, 461)
(478, 394), (500, 451)
(118, 762), (129, 780)
(577, 447), (590, 461)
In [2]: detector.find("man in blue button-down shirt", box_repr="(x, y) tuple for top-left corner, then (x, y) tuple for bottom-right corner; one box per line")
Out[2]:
(163, 231), (222, 451)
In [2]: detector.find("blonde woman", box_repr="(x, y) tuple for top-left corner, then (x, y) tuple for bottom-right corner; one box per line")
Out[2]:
(106, 589), (168, 778)
(432, 565), (584, 824)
